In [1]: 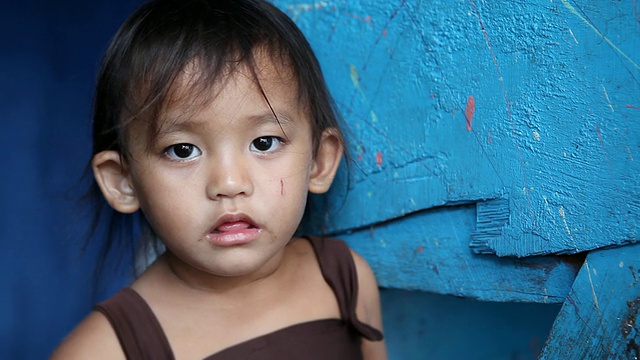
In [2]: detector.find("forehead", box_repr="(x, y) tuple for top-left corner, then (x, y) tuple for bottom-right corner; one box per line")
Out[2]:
(174, 52), (298, 108)
(145, 53), (307, 136)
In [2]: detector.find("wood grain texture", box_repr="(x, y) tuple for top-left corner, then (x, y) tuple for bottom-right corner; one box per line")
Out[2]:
(540, 242), (640, 359)
(339, 204), (582, 303)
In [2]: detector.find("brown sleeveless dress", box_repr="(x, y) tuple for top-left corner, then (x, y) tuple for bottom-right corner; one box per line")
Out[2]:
(94, 236), (383, 359)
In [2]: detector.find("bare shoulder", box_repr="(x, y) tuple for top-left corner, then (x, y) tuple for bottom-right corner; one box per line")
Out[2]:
(349, 248), (389, 360)
(50, 311), (124, 360)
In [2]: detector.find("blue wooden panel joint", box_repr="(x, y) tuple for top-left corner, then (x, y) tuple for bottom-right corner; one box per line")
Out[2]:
(339, 203), (583, 303)
(277, 0), (640, 308)
(540, 243), (640, 359)
(279, 0), (640, 258)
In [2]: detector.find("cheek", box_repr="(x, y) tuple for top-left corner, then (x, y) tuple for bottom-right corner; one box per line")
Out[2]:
(129, 171), (192, 232)
(276, 175), (311, 214)
(261, 154), (313, 197)
(265, 172), (309, 211)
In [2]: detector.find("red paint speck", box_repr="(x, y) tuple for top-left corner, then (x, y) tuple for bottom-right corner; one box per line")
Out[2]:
(375, 151), (383, 166)
(430, 93), (435, 98)
(417, 245), (423, 254)
(382, 29), (388, 36)
(346, 13), (373, 24)
(358, 153), (363, 162)
(626, 104), (640, 110)
(465, 95), (475, 131)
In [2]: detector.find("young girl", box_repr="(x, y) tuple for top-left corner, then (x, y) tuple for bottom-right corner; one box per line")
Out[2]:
(52, 0), (386, 359)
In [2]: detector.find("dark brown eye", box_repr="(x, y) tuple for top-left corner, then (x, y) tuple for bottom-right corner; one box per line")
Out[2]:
(250, 136), (282, 152)
(165, 143), (201, 160)
(252, 137), (273, 151)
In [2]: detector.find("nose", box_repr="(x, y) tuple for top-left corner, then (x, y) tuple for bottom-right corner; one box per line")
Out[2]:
(205, 153), (253, 200)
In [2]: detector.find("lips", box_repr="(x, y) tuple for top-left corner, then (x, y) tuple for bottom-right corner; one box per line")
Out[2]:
(214, 220), (253, 233)
(205, 214), (261, 246)
(211, 213), (257, 232)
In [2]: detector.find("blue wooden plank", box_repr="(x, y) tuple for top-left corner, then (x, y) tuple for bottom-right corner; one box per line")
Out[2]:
(337, 203), (582, 303)
(277, 0), (640, 257)
(539, 242), (640, 359)
(381, 289), (560, 359)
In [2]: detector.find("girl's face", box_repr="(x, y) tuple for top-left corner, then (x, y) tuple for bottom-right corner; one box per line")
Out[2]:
(115, 57), (341, 285)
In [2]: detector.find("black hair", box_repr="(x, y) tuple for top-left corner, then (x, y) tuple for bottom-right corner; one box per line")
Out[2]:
(86, 0), (348, 290)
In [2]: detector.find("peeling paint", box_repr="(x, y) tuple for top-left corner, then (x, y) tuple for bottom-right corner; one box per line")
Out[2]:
(559, 206), (575, 250)
(349, 64), (360, 89)
(622, 297), (640, 359)
(285, 1), (330, 19)
(532, 131), (541, 141)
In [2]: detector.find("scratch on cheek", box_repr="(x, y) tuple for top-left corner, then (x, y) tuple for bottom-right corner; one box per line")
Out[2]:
(280, 179), (285, 196)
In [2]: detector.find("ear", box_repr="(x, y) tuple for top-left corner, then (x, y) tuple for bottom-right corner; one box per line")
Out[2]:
(309, 128), (344, 194)
(92, 150), (140, 214)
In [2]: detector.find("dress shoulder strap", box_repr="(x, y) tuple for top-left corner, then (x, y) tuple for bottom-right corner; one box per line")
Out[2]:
(94, 287), (175, 360)
(305, 236), (383, 341)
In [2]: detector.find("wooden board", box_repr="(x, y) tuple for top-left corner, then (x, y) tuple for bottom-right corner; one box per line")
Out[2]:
(278, 0), (640, 257)
(540, 242), (640, 359)
(339, 203), (582, 303)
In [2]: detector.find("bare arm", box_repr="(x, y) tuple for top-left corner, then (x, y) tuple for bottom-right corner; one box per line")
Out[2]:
(351, 249), (388, 360)
(50, 311), (124, 360)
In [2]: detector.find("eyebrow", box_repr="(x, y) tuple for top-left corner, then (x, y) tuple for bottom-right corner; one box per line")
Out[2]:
(156, 112), (296, 137)
(155, 115), (206, 138)
(246, 113), (295, 141)
(247, 113), (295, 129)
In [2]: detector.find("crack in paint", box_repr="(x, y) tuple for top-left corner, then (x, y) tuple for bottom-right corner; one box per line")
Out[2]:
(561, 0), (640, 71)
(560, 206), (612, 351)
(601, 84), (614, 112)
(362, 0), (406, 70)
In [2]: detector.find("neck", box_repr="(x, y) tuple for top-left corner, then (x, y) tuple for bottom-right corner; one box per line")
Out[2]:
(160, 248), (287, 297)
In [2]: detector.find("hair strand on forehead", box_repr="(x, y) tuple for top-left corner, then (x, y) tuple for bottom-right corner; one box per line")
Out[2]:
(246, 55), (290, 142)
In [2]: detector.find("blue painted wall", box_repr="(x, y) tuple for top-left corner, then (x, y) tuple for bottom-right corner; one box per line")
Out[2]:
(280, 0), (639, 257)
(381, 289), (560, 359)
(276, 1), (639, 356)
(0, 0), (141, 357)
(1, 0), (636, 358)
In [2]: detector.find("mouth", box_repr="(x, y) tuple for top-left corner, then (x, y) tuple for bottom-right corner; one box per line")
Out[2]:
(211, 214), (258, 233)
(205, 214), (261, 246)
